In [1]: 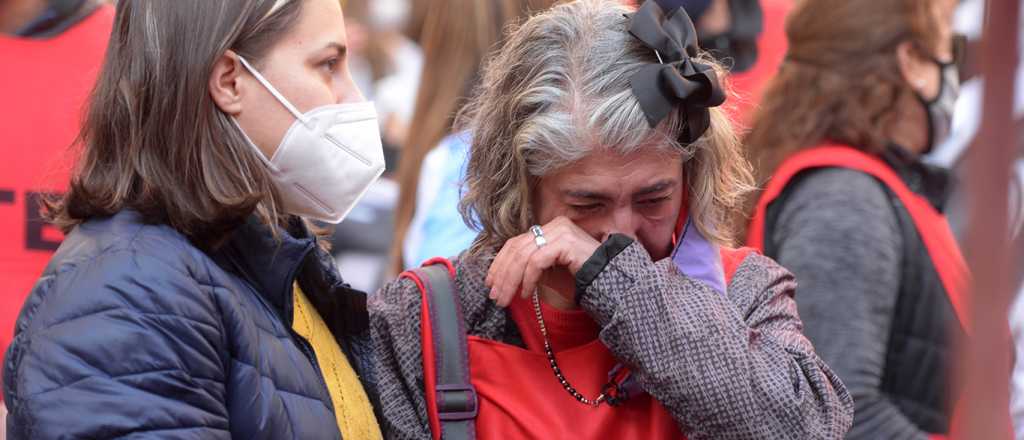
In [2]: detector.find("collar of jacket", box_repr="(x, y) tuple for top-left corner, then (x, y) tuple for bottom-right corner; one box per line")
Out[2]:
(883, 143), (955, 212)
(210, 215), (370, 335)
(211, 216), (316, 325)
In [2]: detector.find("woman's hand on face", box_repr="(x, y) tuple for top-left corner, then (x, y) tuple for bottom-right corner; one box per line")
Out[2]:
(485, 216), (602, 308)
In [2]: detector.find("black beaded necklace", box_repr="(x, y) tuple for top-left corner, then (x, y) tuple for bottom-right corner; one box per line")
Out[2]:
(531, 291), (608, 407)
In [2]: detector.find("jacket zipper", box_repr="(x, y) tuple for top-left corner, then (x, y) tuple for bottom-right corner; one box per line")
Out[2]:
(290, 330), (335, 414)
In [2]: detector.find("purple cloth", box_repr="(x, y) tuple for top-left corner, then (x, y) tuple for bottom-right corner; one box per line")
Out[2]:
(671, 217), (726, 295)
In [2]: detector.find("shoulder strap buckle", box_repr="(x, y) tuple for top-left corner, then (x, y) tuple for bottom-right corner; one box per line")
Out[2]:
(436, 383), (479, 421)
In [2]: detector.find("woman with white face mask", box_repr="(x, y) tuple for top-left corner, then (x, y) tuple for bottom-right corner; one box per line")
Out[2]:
(2, 0), (386, 438)
(744, 0), (970, 438)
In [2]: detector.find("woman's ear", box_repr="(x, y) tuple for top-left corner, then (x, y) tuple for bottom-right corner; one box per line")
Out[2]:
(896, 40), (931, 96)
(209, 50), (245, 116)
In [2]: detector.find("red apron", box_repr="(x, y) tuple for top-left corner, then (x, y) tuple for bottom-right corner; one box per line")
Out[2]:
(0, 4), (114, 393)
(467, 296), (685, 439)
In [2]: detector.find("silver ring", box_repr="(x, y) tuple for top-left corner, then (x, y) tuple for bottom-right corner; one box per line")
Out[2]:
(530, 225), (547, 248)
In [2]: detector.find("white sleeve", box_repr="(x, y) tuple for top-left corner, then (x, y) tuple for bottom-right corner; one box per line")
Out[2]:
(402, 143), (449, 269)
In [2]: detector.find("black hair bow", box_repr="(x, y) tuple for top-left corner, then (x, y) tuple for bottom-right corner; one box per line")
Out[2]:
(628, 0), (726, 143)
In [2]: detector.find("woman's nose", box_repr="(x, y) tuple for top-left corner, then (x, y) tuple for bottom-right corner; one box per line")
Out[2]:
(337, 73), (365, 104)
(603, 208), (640, 240)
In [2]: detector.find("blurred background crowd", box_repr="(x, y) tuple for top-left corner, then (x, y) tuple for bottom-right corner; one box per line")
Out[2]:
(1, 0), (1022, 438)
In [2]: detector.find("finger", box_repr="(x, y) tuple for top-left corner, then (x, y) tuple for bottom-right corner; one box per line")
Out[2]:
(500, 237), (543, 306)
(520, 244), (558, 303)
(494, 237), (541, 307)
(499, 237), (548, 304)
(486, 234), (525, 291)
(542, 218), (603, 275)
(486, 239), (511, 288)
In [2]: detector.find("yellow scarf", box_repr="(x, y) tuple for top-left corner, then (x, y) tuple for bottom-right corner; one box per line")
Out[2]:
(293, 284), (382, 440)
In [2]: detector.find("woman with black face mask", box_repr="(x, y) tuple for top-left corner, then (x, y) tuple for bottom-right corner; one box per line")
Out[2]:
(743, 0), (968, 438)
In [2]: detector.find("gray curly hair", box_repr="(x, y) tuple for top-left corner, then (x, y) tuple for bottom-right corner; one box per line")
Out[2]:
(458, 0), (754, 256)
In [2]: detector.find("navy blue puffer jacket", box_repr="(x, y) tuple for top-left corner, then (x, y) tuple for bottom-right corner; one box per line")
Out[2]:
(3, 210), (377, 439)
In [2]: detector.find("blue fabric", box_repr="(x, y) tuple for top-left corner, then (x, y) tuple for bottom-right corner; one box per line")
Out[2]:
(3, 210), (376, 439)
(411, 133), (477, 266)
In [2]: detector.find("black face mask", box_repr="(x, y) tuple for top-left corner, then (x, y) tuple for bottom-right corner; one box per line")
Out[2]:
(913, 34), (966, 154)
(697, 0), (763, 73)
(914, 59), (960, 155)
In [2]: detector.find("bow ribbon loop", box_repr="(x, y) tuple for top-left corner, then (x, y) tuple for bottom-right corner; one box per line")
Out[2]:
(627, 0), (726, 143)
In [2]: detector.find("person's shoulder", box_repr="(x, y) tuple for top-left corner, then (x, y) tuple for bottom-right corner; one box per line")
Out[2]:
(775, 167), (900, 239)
(775, 166), (903, 248)
(729, 250), (790, 284)
(724, 249), (797, 309)
(20, 212), (220, 333)
(786, 167), (893, 211)
(373, 252), (492, 316)
(451, 252), (491, 300)
(51, 211), (212, 283)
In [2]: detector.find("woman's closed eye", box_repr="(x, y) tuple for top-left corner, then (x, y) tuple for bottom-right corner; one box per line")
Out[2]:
(570, 203), (603, 214)
(637, 196), (670, 207)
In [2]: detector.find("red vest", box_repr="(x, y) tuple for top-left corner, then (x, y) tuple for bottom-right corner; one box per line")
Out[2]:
(745, 144), (974, 440)
(0, 6), (114, 368)
(746, 144), (970, 329)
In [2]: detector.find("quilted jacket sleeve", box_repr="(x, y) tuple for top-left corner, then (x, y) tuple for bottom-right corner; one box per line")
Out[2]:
(578, 240), (855, 439)
(3, 249), (231, 439)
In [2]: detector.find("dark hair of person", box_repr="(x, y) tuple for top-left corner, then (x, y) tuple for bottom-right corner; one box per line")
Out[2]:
(46, 0), (305, 249)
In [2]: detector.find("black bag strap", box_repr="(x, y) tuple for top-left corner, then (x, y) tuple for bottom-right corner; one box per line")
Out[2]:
(410, 263), (477, 440)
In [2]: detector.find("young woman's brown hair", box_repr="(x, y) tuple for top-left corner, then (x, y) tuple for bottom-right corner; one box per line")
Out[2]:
(387, 0), (555, 272)
(743, 0), (941, 186)
(47, 0), (303, 248)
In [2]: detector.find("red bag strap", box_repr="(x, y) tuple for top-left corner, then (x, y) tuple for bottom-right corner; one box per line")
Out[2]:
(400, 258), (477, 440)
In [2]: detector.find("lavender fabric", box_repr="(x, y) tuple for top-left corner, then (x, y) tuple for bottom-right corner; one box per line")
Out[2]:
(671, 217), (726, 295)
